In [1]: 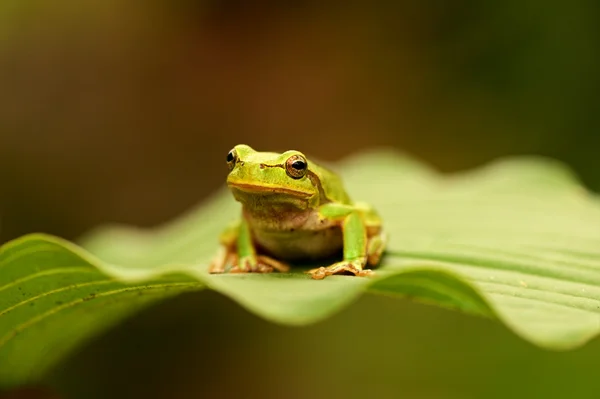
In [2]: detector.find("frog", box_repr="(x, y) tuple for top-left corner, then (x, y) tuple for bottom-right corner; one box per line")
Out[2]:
(209, 144), (386, 280)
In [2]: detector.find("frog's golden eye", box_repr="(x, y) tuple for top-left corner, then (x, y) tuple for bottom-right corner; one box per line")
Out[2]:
(285, 154), (308, 179)
(226, 149), (237, 170)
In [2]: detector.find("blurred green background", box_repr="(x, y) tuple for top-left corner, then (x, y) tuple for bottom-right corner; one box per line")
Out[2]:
(1, 1), (599, 398)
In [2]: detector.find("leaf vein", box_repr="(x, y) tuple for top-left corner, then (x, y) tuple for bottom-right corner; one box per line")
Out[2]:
(388, 251), (600, 286)
(0, 282), (202, 350)
(0, 267), (96, 294)
(0, 280), (114, 317)
(0, 245), (61, 270)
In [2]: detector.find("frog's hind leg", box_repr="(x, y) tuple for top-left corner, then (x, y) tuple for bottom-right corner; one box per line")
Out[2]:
(214, 218), (290, 274)
(366, 230), (387, 266)
(209, 220), (239, 274)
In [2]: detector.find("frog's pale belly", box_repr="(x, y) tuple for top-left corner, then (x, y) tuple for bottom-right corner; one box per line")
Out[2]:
(242, 204), (344, 261)
(252, 225), (343, 261)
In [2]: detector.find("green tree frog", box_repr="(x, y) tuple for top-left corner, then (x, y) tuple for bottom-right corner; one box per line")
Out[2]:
(209, 144), (386, 279)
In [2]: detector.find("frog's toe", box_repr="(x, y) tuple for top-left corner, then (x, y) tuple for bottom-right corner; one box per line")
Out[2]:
(230, 265), (272, 273)
(356, 268), (374, 277)
(209, 245), (234, 274)
(229, 256), (288, 274)
(229, 256), (256, 273)
(230, 264), (274, 274)
(257, 255), (290, 273)
(208, 261), (225, 274)
(306, 266), (327, 280)
(306, 259), (373, 280)
(215, 254), (289, 274)
(256, 264), (274, 273)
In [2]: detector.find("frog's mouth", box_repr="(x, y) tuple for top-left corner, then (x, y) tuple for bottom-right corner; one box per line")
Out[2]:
(227, 181), (312, 198)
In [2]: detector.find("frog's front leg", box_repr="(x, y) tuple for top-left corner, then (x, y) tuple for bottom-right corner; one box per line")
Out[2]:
(307, 203), (381, 280)
(209, 218), (290, 274)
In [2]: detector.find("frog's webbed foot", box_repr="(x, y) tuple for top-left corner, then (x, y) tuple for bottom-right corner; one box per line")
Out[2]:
(306, 258), (374, 280)
(209, 245), (235, 274)
(230, 259), (269, 273)
(210, 247), (290, 274)
(258, 255), (291, 272)
(230, 255), (290, 274)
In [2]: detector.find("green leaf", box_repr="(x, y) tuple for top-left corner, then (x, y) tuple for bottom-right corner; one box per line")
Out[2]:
(2, 150), (600, 389)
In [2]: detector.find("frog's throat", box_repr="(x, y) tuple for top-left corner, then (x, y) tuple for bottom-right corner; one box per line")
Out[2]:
(227, 181), (313, 198)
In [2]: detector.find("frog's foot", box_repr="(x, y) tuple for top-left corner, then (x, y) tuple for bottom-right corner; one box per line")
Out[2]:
(306, 258), (373, 280)
(209, 245), (236, 274)
(257, 255), (290, 272)
(367, 231), (387, 266)
(230, 255), (290, 274)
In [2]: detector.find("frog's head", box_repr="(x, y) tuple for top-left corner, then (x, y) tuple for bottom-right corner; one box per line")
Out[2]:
(225, 144), (321, 209)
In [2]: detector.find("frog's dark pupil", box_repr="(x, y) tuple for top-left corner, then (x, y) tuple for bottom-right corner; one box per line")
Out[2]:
(227, 151), (235, 163)
(292, 160), (306, 170)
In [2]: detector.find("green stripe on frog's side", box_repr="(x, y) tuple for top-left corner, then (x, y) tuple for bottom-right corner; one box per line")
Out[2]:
(209, 144), (386, 280)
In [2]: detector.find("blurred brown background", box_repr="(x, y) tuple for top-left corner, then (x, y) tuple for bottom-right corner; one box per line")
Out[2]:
(1, 1), (599, 398)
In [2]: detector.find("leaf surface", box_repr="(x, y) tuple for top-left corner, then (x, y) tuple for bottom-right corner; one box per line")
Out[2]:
(2, 150), (600, 389)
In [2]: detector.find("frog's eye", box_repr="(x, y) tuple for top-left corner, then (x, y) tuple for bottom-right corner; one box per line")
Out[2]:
(285, 154), (308, 179)
(226, 149), (237, 170)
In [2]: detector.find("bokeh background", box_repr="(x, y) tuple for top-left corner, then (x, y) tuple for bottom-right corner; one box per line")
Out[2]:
(1, 1), (599, 398)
